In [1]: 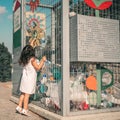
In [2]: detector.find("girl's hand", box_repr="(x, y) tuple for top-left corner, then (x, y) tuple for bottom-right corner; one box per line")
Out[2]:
(30, 40), (34, 48)
(42, 56), (47, 62)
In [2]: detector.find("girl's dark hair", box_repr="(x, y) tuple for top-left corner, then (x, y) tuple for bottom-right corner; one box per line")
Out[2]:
(19, 45), (35, 66)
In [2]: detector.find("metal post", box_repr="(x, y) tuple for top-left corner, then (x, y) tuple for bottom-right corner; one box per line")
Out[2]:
(95, 10), (100, 17)
(21, 0), (26, 48)
(97, 69), (101, 107)
(51, 9), (55, 64)
(61, 0), (70, 116)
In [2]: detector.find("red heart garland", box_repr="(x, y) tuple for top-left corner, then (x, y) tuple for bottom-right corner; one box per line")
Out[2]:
(30, 0), (40, 12)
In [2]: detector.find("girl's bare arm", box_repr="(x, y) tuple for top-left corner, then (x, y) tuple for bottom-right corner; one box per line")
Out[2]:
(31, 56), (46, 71)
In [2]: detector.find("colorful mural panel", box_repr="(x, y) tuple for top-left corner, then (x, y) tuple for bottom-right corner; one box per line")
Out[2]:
(26, 12), (46, 48)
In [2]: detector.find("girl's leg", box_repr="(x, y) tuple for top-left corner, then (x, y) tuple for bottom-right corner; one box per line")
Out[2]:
(23, 93), (30, 110)
(16, 92), (25, 113)
(18, 92), (25, 108)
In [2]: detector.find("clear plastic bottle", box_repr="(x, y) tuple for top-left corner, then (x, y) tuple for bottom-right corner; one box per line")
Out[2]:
(41, 74), (47, 84)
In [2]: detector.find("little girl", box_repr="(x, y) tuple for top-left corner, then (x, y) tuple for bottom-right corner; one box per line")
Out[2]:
(16, 44), (46, 116)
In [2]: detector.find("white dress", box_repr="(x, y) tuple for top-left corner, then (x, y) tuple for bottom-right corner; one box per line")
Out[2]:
(20, 59), (37, 94)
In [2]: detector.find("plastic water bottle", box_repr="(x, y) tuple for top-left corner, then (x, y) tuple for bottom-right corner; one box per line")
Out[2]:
(45, 60), (51, 66)
(41, 74), (47, 84)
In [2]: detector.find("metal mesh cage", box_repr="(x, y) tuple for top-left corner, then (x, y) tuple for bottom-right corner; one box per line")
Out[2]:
(12, 0), (120, 116)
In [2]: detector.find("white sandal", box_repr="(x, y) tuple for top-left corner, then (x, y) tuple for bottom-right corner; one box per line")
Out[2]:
(21, 109), (30, 116)
(16, 106), (22, 114)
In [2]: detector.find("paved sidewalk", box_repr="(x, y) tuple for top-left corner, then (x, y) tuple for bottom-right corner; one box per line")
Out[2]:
(0, 81), (45, 120)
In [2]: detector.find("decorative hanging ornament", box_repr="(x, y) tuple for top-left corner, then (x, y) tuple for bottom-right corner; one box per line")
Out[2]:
(29, 0), (40, 12)
(84, 0), (113, 10)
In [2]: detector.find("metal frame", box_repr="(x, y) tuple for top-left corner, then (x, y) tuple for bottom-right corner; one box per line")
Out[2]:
(61, 0), (70, 116)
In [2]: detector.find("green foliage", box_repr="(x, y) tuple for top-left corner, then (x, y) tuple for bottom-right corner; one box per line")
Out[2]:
(0, 43), (12, 82)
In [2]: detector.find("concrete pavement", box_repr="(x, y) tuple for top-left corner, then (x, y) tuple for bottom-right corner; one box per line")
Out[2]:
(0, 81), (45, 120)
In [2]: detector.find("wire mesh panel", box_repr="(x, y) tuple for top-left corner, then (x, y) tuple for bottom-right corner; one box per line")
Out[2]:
(69, 0), (120, 113)
(25, 0), (62, 114)
(69, 0), (120, 19)
(69, 62), (120, 112)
